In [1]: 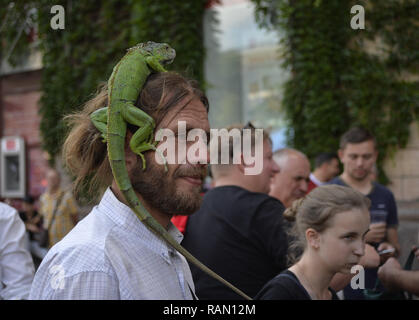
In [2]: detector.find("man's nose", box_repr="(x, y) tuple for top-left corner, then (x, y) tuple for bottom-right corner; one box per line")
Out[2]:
(271, 161), (280, 174)
(356, 157), (364, 167)
(300, 179), (308, 193)
(202, 147), (210, 165)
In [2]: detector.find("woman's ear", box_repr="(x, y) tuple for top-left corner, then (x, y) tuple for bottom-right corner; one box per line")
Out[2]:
(306, 228), (320, 249)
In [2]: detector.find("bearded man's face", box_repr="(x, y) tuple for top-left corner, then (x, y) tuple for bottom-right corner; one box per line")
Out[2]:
(130, 96), (209, 217)
(130, 152), (207, 216)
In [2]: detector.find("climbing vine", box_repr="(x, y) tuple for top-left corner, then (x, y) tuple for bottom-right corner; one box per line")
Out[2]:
(1, 0), (208, 164)
(2, 0), (418, 184)
(251, 0), (419, 183)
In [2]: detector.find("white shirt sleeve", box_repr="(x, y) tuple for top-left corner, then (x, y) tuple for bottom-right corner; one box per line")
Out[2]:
(0, 203), (35, 300)
(29, 271), (121, 300)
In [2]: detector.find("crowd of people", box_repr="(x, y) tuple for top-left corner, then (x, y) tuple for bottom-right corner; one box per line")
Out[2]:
(1, 70), (418, 300)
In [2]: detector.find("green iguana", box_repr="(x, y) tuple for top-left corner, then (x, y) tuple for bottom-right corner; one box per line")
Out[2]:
(90, 42), (251, 300)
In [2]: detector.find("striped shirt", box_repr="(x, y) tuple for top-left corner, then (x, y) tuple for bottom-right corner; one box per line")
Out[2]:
(39, 188), (78, 247)
(29, 187), (196, 300)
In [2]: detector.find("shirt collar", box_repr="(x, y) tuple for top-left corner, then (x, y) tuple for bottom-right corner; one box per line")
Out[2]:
(310, 173), (325, 186)
(99, 187), (184, 262)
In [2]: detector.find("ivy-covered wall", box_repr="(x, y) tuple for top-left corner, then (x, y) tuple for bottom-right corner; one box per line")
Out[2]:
(1, 0), (208, 164)
(2, 0), (418, 184)
(251, 0), (419, 183)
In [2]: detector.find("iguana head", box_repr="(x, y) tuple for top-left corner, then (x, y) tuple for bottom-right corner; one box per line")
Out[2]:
(130, 41), (176, 65)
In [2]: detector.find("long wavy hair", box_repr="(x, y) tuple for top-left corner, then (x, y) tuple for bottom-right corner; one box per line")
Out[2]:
(62, 72), (208, 202)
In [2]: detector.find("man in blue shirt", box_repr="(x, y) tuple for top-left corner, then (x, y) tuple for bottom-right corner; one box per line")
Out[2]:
(330, 127), (400, 299)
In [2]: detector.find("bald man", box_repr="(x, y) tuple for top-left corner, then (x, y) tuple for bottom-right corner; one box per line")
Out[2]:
(269, 148), (311, 208)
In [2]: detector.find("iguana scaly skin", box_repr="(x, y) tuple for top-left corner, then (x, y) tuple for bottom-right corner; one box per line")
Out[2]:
(90, 42), (251, 300)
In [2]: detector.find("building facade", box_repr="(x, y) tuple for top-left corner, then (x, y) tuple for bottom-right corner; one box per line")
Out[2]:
(1, 1), (418, 261)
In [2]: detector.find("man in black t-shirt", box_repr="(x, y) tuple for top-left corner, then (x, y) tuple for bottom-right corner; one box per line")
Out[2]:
(182, 124), (288, 299)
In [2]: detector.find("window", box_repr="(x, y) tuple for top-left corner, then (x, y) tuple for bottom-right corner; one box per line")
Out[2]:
(204, 0), (288, 150)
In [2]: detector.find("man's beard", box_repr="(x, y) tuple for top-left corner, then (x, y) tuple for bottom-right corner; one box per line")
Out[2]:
(129, 153), (206, 217)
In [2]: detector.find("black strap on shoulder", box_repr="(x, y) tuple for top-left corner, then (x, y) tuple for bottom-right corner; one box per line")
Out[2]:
(188, 283), (198, 300)
(404, 249), (415, 271)
(403, 249), (416, 300)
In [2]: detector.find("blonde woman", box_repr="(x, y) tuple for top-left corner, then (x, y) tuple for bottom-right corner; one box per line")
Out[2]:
(256, 185), (371, 300)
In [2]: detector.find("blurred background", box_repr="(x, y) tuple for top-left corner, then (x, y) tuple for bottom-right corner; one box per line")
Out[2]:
(0, 0), (418, 263)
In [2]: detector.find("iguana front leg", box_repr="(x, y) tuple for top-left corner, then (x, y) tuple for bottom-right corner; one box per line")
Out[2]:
(121, 104), (168, 171)
(91, 107), (108, 142)
(91, 106), (168, 171)
(130, 138), (168, 172)
(145, 56), (167, 72)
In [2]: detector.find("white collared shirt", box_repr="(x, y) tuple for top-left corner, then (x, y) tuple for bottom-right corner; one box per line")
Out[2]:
(0, 202), (35, 300)
(29, 188), (195, 300)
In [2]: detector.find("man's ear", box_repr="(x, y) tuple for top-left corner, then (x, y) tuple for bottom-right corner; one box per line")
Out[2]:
(237, 153), (246, 174)
(373, 149), (378, 162)
(337, 148), (344, 162)
(306, 228), (320, 249)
